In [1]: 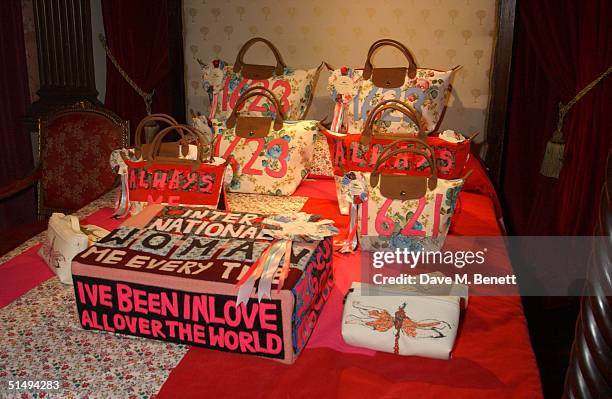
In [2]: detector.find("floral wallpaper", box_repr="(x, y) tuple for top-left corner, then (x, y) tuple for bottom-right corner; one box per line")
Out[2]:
(183, 0), (496, 143)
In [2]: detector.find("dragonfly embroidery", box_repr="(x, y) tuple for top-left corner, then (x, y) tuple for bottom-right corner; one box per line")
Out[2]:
(345, 301), (451, 354)
(40, 236), (66, 269)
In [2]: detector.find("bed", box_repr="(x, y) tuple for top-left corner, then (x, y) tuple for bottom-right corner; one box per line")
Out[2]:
(0, 157), (543, 398)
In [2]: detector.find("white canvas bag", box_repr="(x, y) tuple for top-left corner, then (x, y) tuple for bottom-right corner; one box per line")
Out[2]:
(38, 213), (109, 284)
(342, 277), (468, 359)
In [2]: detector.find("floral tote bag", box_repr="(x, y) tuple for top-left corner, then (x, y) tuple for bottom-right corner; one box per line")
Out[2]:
(327, 38), (459, 134)
(347, 139), (468, 252)
(322, 100), (471, 214)
(209, 87), (318, 196)
(200, 37), (323, 121)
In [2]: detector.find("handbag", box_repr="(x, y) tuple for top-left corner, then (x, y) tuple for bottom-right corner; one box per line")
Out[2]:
(212, 86), (318, 196)
(327, 38), (459, 135)
(200, 37), (322, 121)
(38, 213), (109, 284)
(323, 99), (472, 214)
(113, 121), (229, 217)
(342, 277), (468, 359)
(352, 138), (468, 251)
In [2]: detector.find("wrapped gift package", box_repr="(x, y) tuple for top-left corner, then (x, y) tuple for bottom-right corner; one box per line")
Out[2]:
(71, 205), (334, 364)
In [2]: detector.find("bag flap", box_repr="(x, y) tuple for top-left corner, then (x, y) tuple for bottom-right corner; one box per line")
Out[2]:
(240, 64), (277, 80)
(235, 116), (272, 138)
(371, 67), (407, 88)
(377, 174), (429, 200)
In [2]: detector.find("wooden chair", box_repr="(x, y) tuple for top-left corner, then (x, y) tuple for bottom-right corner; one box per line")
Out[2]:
(0, 100), (129, 219)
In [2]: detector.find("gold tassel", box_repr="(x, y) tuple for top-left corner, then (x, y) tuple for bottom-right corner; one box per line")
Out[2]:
(539, 65), (612, 179)
(540, 134), (565, 178)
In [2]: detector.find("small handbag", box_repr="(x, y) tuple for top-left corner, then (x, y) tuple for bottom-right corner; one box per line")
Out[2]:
(200, 37), (322, 121)
(342, 278), (468, 359)
(211, 86), (318, 196)
(322, 100), (472, 214)
(112, 119), (229, 217)
(38, 213), (109, 284)
(328, 38), (459, 135)
(352, 138), (468, 251)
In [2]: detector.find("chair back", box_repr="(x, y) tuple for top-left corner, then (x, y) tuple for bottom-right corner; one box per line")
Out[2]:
(38, 101), (129, 217)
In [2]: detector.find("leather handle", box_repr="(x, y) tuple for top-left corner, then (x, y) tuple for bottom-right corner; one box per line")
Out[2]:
(375, 137), (435, 166)
(233, 37), (286, 78)
(370, 143), (438, 192)
(363, 39), (418, 80)
(361, 100), (425, 144)
(146, 125), (212, 171)
(134, 114), (179, 147)
(226, 86), (284, 131)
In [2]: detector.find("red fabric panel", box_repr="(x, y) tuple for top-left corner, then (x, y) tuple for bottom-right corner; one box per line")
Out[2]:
(503, 0), (611, 235)
(158, 181), (542, 398)
(0, 0), (35, 231)
(102, 0), (171, 140)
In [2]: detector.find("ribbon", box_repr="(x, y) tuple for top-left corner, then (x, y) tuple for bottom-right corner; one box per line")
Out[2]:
(334, 202), (359, 253)
(112, 169), (131, 219)
(276, 239), (293, 292)
(331, 102), (343, 132)
(209, 93), (218, 119)
(235, 239), (290, 306)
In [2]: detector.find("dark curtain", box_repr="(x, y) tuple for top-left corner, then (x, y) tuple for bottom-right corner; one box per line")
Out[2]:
(0, 0), (34, 231)
(503, 0), (611, 236)
(102, 0), (171, 142)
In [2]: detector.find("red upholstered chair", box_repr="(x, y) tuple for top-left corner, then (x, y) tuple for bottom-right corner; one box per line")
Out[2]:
(0, 101), (129, 219)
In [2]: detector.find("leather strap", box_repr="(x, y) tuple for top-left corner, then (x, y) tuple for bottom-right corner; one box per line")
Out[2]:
(361, 99), (425, 144)
(369, 141), (438, 200)
(375, 137), (435, 166)
(226, 86), (284, 135)
(134, 114), (179, 147)
(146, 125), (212, 171)
(233, 37), (286, 79)
(363, 39), (418, 85)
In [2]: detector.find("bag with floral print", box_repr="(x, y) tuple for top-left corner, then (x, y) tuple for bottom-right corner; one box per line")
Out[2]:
(348, 138), (468, 252)
(200, 37), (322, 121)
(111, 120), (230, 217)
(322, 99), (472, 214)
(327, 38), (460, 135)
(211, 87), (318, 196)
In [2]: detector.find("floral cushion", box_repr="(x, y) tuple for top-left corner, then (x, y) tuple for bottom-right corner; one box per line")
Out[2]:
(41, 113), (124, 211)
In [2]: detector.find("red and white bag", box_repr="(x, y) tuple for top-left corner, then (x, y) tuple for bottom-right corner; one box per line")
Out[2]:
(322, 100), (472, 214)
(111, 118), (229, 217)
(327, 38), (459, 135)
(348, 138), (469, 252)
(200, 37), (322, 121)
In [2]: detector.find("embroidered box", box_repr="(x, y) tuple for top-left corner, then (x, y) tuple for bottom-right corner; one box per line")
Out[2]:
(71, 205), (333, 364)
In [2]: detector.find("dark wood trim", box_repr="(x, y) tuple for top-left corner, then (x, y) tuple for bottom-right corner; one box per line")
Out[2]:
(25, 0), (100, 131)
(484, 0), (517, 188)
(166, 0), (186, 123)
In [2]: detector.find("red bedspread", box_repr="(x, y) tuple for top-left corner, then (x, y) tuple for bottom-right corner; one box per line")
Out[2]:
(0, 160), (542, 398)
(156, 178), (543, 399)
